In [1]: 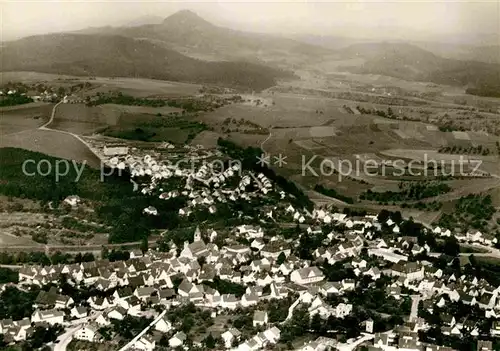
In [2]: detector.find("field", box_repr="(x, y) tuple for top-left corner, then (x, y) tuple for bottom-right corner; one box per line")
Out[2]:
(49, 103), (118, 134)
(0, 129), (101, 168)
(1, 72), (202, 98)
(0, 103), (53, 135)
(2, 63), (499, 217)
(200, 78), (500, 213)
(200, 93), (335, 128)
(190, 130), (222, 148)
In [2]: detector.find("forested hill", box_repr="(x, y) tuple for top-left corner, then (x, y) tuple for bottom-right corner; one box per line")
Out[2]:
(339, 42), (500, 98)
(0, 33), (293, 91)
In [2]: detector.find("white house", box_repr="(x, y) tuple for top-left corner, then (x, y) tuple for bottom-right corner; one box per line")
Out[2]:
(155, 315), (172, 333)
(31, 309), (64, 325)
(74, 324), (98, 342)
(290, 267), (324, 285)
(143, 206), (158, 216)
(169, 331), (187, 348)
(253, 310), (268, 327)
(104, 145), (129, 156)
(134, 335), (156, 351)
(263, 327), (281, 344)
(70, 306), (88, 319)
(221, 328), (241, 348)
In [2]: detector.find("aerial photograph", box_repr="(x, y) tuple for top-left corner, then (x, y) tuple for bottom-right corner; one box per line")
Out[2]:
(0, 0), (499, 350)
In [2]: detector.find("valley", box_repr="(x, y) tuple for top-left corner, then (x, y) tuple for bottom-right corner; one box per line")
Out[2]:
(1, 7), (499, 278)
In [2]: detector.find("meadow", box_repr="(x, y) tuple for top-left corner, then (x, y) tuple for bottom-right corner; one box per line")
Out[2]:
(0, 129), (101, 168)
(0, 103), (53, 135)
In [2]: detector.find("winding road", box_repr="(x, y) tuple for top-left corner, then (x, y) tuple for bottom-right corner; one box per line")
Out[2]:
(39, 101), (63, 129)
(260, 126), (273, 153)
(39, 100), (102, 165)
(54, 325), (81, 351)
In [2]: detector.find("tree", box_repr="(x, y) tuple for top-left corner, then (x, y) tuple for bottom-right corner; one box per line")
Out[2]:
(82, 252), (95, 262)
(203, 333), (217, 349)
(310, 313), (323, 333)
(443, 237), (460, 257)
(101, 246), (109, 259)
(276, 252), (286, 265)
(140, 237), (149, 253)
(377, 209), (391, 223)
(392, 211), (403, 224)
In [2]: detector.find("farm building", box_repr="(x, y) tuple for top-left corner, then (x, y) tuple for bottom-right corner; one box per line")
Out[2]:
(103, 145), (129, 156)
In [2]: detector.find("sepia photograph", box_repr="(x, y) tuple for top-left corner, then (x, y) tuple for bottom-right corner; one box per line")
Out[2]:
(0, 0), (499, 350)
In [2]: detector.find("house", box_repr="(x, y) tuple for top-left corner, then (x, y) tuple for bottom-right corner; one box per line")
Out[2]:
(143, 206), (158, 216)
(221, 294), (239, 309)
(169, 331), (187, 348)
(180, 240), (208, 259)
(74, 324), (98, 342)
(134, 335), (156, 351)
(290, 267), (325, 285)
(364, 267), (381, 280)
(70, 306), (88, 319)
(64, 195), (81, 207)
(253, 310), (268, 327)
(241, 293), (259, 307)
(31, 309), (64, 325)
(134, 286), (157, 301)
(237, 225), (264, 239)
(490, 321), (500, 336)
(104, 145), (129, 156)
(441, 314), (456, 327)
(155, 315), (172, 333)
(263, 327), (281, 344)
(335, 303), (353, 318)
(95, 313), (111, 327)
(478, 340), (493, 351)
(221, 328), (241, 348)
(108, 306), (127, 320)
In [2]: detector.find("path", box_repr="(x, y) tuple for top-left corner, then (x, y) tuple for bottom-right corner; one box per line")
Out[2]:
(409, 295), (421, 322)
(37, 100), (103, 167)
(54, 325), (81, 351)
(40, 100), (63, 129)
(118, 310), (167, 351)
(260, 126), (273, 153)
(0, 238), (158, 256)
(336, 333), (375, 351)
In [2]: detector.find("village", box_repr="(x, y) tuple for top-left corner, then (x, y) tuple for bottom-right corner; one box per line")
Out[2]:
(0, 144), (499, 351)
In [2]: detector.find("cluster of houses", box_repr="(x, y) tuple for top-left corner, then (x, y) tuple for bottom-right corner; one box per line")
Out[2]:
(103, 150), (277, 218)
(10, 204), (497, 350)
(433, 226), (497, 247)
(7, 139), (500, 350)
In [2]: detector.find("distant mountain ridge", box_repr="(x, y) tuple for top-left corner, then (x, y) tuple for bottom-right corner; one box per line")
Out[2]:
(0, 33), (293, 91)
(338, 42), (500, 96)
(124, 15), (164, 27)
(76, 10), (333, 62)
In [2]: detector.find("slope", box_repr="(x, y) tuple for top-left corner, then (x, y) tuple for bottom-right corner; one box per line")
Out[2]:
(339, 42), (500, 97)
(78, 10), (333, 63)
(0, 33), (293, 91)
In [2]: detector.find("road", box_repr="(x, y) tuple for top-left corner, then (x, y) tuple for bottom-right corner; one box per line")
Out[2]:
(260, 126), (273, 154)
(336, 333), (375, 351)
(40, 100), (63, 129)
(459, 243), (500, 259)
(38, 100), (103, 167)
(54, 325), (81, 351)
(409, 295), (421, 322)
(118, 310), (167, 351)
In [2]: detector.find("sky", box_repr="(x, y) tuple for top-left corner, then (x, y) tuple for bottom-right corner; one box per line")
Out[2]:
(2, 0), (499, 43)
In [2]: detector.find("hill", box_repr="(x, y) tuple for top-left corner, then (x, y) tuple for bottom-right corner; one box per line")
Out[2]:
(78, 10), (333, 63)
(339, 42), (500, 97)
(0, 33), (293, 91)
